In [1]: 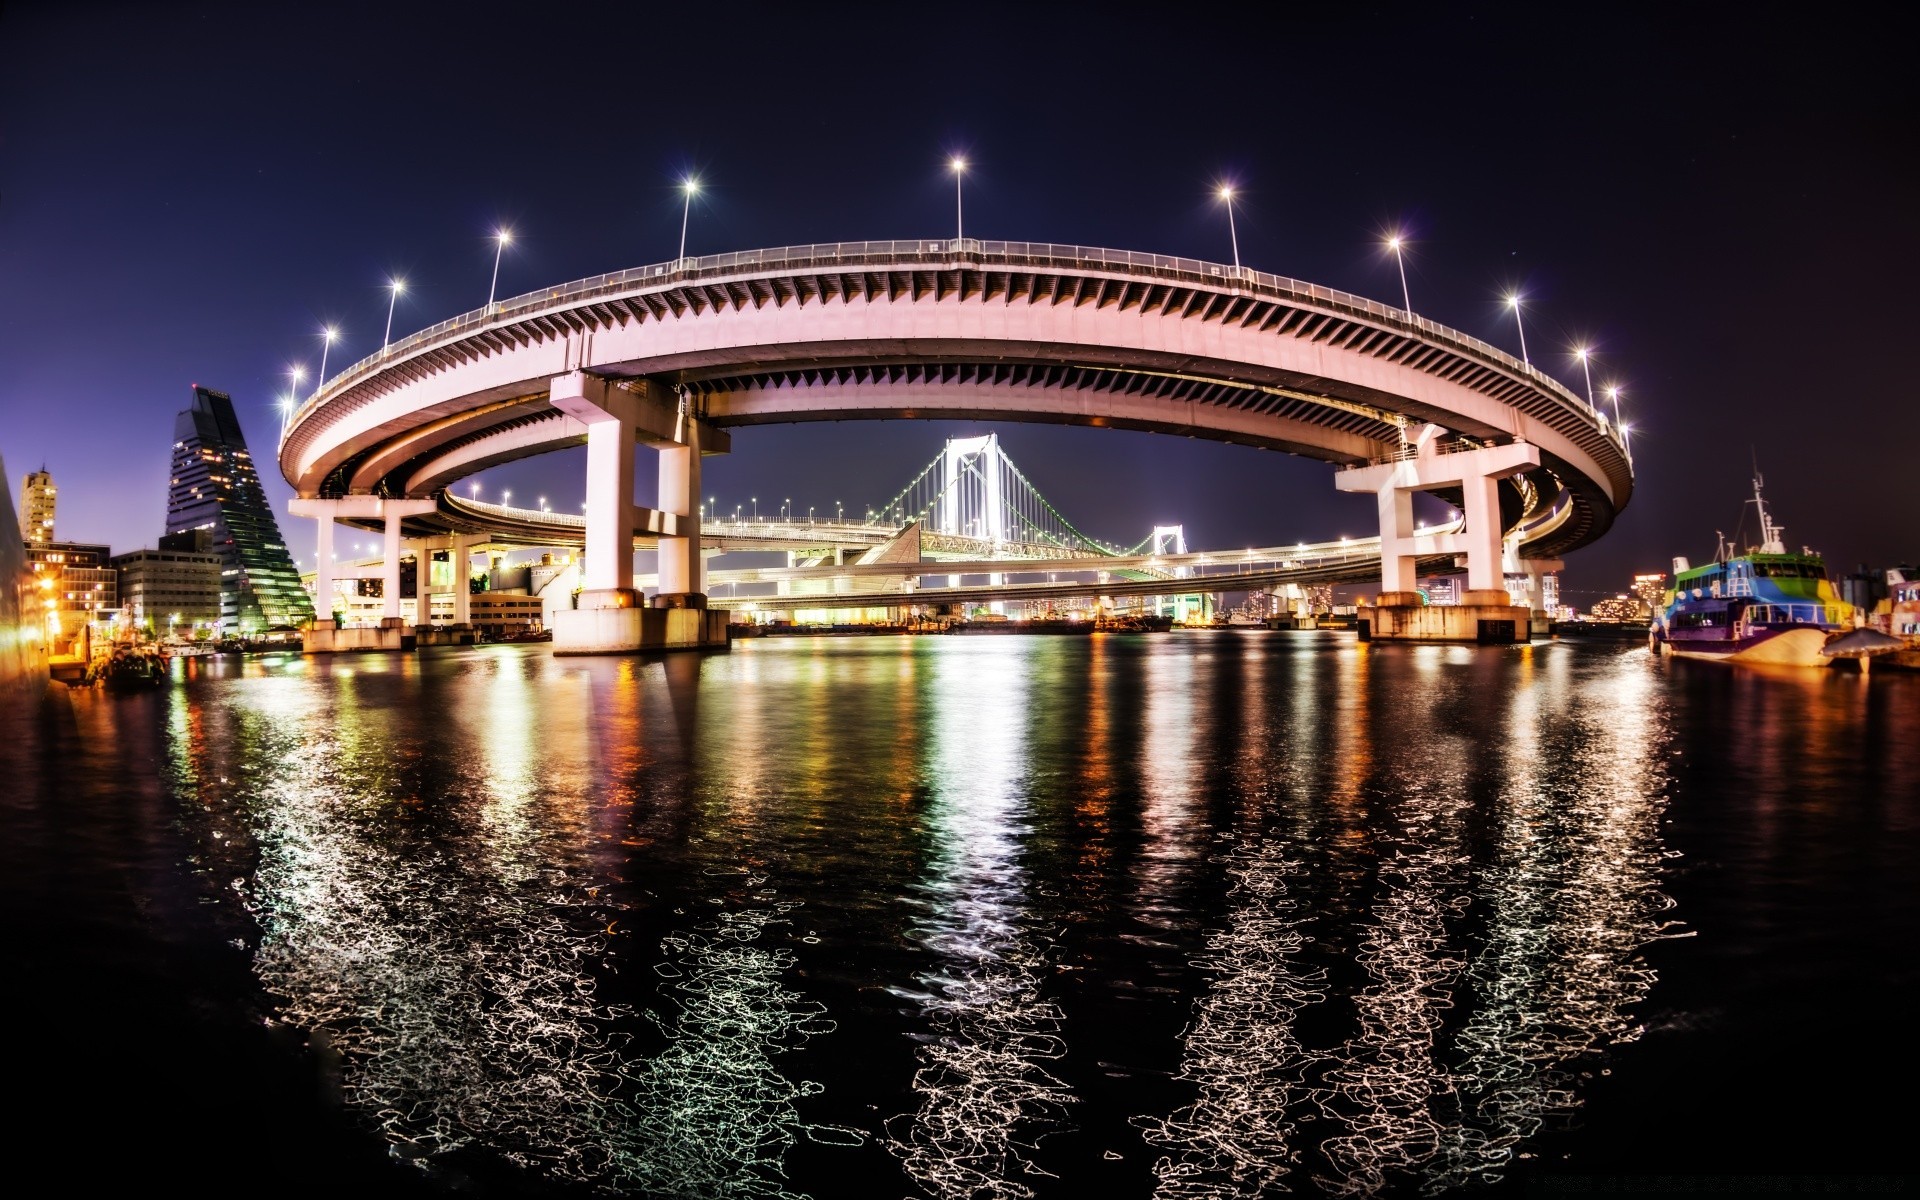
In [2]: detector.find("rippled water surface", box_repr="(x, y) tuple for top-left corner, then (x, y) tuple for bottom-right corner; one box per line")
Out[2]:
(3, 634), (1915, 1195)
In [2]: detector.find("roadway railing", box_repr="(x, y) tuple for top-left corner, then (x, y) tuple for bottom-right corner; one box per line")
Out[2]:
(286, 239), (1622, 460)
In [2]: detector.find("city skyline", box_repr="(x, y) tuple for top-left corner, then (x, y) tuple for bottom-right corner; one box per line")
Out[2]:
(1, 5), (1913, 594)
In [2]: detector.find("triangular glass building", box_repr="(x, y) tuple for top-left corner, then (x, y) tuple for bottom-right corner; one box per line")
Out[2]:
(166, 385), (313, 632)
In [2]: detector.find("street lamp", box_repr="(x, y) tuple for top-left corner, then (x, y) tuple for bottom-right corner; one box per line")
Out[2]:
(751, 497), (758, 521)
(1506, 294), (1530, 365)
(383, 279), (407, 348)
(1216, 185), (1241, 271)
(836, 500), (843, 521)
(1606, 384), (1624, 430)
(808, 505), (815, 524)
(470, 482), (481, 499)
(1386, 235), (1412, 315)
(1575, 347), (1597, 411)
(317, 326), (339, 384)
(782, 498), (790, 522)
(678, 177), (700, 260)
(488, 229), (513, 307)
(503, 489), (512, 506)
(949, 157), (967, 241)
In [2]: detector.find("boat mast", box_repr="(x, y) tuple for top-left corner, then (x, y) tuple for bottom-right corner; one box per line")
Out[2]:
(1750, 468), (1786, 554)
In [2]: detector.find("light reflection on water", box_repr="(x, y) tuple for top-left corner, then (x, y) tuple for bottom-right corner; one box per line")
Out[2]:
(132, 636), (1741, 1195)
(888, 640), (1075, 1200)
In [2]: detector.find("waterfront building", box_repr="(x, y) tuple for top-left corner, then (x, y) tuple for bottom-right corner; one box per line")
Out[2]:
(112, 532), (223, 636)
(0, 454), (47, 689)
(18, 467), (55, 546)
(28, 540), (117, 649)
(1588, 594), (1639, 622)
(166, 385), (312, 632)
(1631, 573), (1666, 617)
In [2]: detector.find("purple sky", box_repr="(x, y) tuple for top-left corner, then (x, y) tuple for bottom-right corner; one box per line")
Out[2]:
(3, 4), (1914, 601)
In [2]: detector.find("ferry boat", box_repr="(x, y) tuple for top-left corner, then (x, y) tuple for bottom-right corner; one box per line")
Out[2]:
(1651, 472), (1853, 666)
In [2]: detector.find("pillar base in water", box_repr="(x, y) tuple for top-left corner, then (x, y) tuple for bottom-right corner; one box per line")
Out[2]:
(552, 604), (729, 655)
(304, 619), (415, 654)
(1359, 596), (1532, 644)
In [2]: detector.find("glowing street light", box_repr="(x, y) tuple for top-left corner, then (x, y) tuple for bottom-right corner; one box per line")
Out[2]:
(317, 326), (339, 384)
(1505, 294), (1530, 365)
(383, 279), (407, 348)
(1606, 384), (1625, 430)
(949, 157), (967, 241)
(1386, 234), (1412, 315)
(470, 482), (481, 499)
(1575, 346), (1597, 411)
(1217, 184), (1241, 271)
(678, 177), (700, 261)
(751, 496), (758, 521)
(289, 363), (308, 404)
(836, 500), (844, 521)
(781, 498), (790, 522)
(487, 229), (513, 307)
(502, 489), (512, 506)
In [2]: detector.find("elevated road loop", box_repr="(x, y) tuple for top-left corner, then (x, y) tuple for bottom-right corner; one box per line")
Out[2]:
(280, 240), (1630, 650)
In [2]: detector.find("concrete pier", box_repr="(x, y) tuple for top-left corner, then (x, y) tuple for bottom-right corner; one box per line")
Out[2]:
(547, 371), (727, 655)
(1336, 426), (1542, 645)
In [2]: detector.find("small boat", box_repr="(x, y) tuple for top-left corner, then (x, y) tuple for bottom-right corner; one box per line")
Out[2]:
(93, 648), (170, 691)
(1651, 470), (1853, 667)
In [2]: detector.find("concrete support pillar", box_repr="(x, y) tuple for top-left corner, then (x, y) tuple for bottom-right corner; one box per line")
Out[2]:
(1377, 485), (1416, 594)
(547, 370), (730, 655)
(582, 414), (636, 596)
(656, 416), (703, 600)
(452, 535), (474, 626)
(1335, 434), (1541, 604)
(313, 514), (335, 622)
(382, 513), (406, 621)
(1461, 472), (1503, 594)
(290, 495), (434, 650)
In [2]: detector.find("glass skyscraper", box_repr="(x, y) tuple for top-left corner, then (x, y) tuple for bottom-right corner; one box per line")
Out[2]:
(165, 385), (312, 632)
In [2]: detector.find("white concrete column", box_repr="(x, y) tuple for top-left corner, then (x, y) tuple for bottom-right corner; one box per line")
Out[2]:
(382, 514), (405, 620)
(1461, 473), (1503, 593)
(583, 418), (635, 593)
(453, 535), (473, 625)
(656, 415), (703, 597)
(1377, 484), (1416, 594)
(551, 371), (645, 600)
(313, 513), (335, 622)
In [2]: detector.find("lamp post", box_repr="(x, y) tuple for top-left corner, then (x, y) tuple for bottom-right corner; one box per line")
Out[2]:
(1576, 347), (1597, 411)
(678, 178), (699, 261)
(1606, 385), (1624, 430)
(836, 500), (843, 522)
(289, 363), (308, 403)
(488, 230), (513, 307)
(1387, 235), (1412, 314)
(949, 157), (967, 241)
(782, 498), (790, 522)
(317, 326), (339, 384)
(751, 497), (758, 521)
(383, 279), (406, 348)
(1506, 294), (1530, 365)
(1217, 185), (1241, 271)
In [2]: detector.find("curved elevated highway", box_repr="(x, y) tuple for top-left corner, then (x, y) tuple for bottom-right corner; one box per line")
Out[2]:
(279, 240), (1631, 646)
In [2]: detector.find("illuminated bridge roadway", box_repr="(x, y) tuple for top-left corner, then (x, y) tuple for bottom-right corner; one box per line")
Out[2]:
(280, 240), (1632, 650)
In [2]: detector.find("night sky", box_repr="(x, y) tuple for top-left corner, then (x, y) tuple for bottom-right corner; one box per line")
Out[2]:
(2, 3), (1913, 602)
